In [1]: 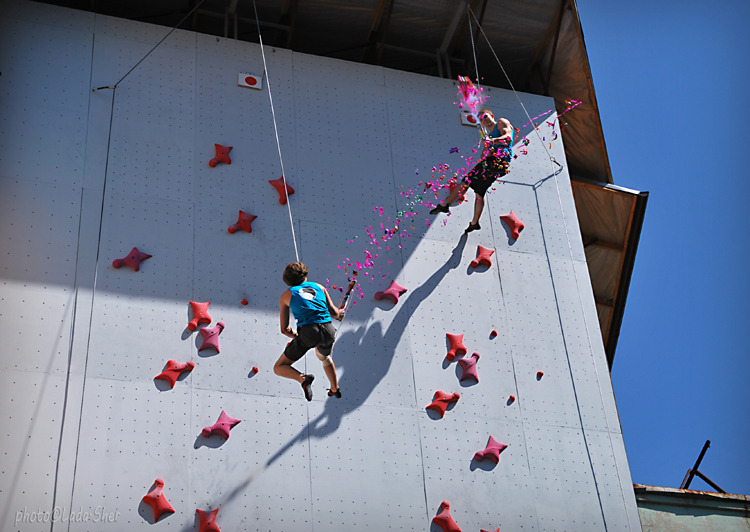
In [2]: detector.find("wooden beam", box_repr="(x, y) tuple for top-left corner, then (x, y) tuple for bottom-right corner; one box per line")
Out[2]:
(583, 236), (624, 253)
(520, 0), (569, 91)
(360, 0), (389, 62)
(543, 0), (568, 96)
(376, 0), (395, 65)
(595, 296), (614, 309)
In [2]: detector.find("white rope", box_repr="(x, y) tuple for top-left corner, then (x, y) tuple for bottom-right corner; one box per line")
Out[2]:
(252, 0), (300, 262)
(466, 3), (481, 90)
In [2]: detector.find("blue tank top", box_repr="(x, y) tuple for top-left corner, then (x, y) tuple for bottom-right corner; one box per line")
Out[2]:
(486, 124), (513, 161)
(289, 281), (331, 326)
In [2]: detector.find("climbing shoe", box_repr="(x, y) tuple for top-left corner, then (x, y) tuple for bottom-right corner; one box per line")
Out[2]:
(302, 374), (314, 401)
(429, 203), (450, 215)
(465, 222), (481, 233)
(327, 388), (342, 398)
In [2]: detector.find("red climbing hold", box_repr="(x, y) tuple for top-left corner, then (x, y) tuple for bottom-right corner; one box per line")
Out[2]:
(202, 410), (241, 440)
(199, 321), (225, 353)
(188, 302), (212, 331)
(209, 144), (232, 167)
(142, 478), (175, 522)
(508, 395), (516, 404)
(241, 298), (248, 305)
(154, 360), (195, 389)
(228, 210), (257, 233)
(474, 435), (508, 464)
(374, 280), (407, 304)
(433, 501), (462, 532)
(252, 366), (259, 374)
(500, 211), (525, 239)
(269, 176), (295, 204)
(470, 245), (495, 268)
(537, 371), (544, 379)
(426, 391), (460, 418)
(490, 329), (498, 338)
(458, 352), (480, 382)
(196, 508), (220, 532)
(112, 247), (152, 271)
(445, 333), (467, 361)
(481, 529), (500, 532)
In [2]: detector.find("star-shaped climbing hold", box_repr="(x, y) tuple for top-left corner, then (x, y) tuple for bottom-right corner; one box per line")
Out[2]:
(154, 360), (195, 389)
(269, 176), (295, 204)
(474, 435), (508, 464)
(188, 301), (212, 331)
(142, 478), (175, 522)
(458, 352), (480, 382)
(202, 410), (241, 439)
(113, 247), (152, 271)
(500, 210), (525, 240)
(228, 210), (257, 233)
(426, 391), (460, 418)
(199, 321), (225, 352)
(470, 245), (495, 268)
(433, 501), (462, 532)
(374, 280), (407, 304)
(209, 144), (232, 167)
(445, 333), (467, 361)
(196, 508), (220, 532)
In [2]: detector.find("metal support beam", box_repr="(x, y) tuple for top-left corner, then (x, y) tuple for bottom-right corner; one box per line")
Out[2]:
(376, 0), (395, 65)
(583, 237), (624, 252)
(680, 440), (711, 490)
(439, 3), (466, 55)
(285, 0), (299, 49)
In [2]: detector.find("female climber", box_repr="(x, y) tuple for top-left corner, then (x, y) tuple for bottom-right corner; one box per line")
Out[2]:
(274, 262), (345, 401)
(430, 109), (514, 233)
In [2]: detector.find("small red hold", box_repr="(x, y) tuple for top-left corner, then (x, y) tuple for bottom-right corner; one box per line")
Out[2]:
(252, 366), (259, 374)
(269, 176), (295, 204)
(199, 321), (225, 353)
(209, 144), (232, 167)
(445, 333), (467, 361)
(490, 329), (498, 338)
(426, 391), (460, 418)
(188, 301), (211, 331)
(500, 210), (525, 239)
(228, 210), (257, 233)
(142, 478), (175, 522)
(474, 435), (508, 464)
(154, 360), (195, 389)
(481, 529), (500, 532)
(470, 245), (495, 268)
(537, 371), (544, 379)
(241, 298), (248, 305)
(374, 280), (408, 304)
(458, 352), (480, 382)
(112, 247), (152, 271)
(196, 508), (220, 532)
(433, 501), (462, 532)
(508, 395), (516, 404)
(202, 410), (241, 439)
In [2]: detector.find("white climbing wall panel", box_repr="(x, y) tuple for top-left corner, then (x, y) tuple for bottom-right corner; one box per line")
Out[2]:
(0, 1), (641, 531)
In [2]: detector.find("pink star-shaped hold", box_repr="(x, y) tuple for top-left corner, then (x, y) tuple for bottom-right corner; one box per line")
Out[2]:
(142, 478), (175, 522)
(445, 333), (467, 361)
(196, 508), (220, 532)
(500, 210), (525, 240)
(112, 247), (152, 271)
(474, 435), (508, 464)
(228, 210), (257, 233)
(188, 302), (212, 331)
(209, 144), (232, 167)
(269, 176), (295, 204)
(154, 360), (195, 389)
(426, 391), (460, 418)
(374, 280), (407, 304)
(199, 321), (225, 353)
(202, 410), (241, 439)
(458, 352), (480, 382)
(433, 501), (462, 532)
(470, 245), (495, 268)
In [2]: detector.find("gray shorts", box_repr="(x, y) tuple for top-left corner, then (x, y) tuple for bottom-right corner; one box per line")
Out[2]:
(284, 321), (336, 362)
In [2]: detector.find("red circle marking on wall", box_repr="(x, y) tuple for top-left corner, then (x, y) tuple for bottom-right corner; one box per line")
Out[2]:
(245, 76), (257, 86)
(467, 115), (477, 124)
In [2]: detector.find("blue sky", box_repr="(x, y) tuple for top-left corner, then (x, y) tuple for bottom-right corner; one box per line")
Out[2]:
(577, 0), (750, 494)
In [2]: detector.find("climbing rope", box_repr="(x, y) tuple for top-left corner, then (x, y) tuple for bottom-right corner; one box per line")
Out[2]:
(251, 0), (300, 263)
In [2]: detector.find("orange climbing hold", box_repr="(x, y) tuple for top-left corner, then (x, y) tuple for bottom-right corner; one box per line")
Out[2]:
(196, 508), (220, 532)
(142, 478), (175, 522)
(209, 144), (232, 167)
(445, 333), (467, 361)
(433, 501), (462, 532)
(500, 211), (524, 239)
(470, 245), (495, 268)
(188, 301), (212, 331)
(269, 176), (294, 204)
(154, 360), (195, 389)
(228, 210), (257, 233)
(426, 391), (460, 418)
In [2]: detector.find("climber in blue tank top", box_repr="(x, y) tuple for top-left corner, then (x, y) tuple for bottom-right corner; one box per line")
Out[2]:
(274, 262), (345, 402)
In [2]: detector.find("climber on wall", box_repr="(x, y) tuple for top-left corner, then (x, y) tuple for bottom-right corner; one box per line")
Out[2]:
(429, 109), (514, 233)
(274, 262), (345, 401)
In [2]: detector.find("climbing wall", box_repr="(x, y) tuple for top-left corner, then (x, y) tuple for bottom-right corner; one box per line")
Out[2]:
(0, 1), (641, 531)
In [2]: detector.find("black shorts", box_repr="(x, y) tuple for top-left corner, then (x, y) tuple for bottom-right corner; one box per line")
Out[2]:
(284, 321), (336, 362)
(463, 156), (509, 197)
